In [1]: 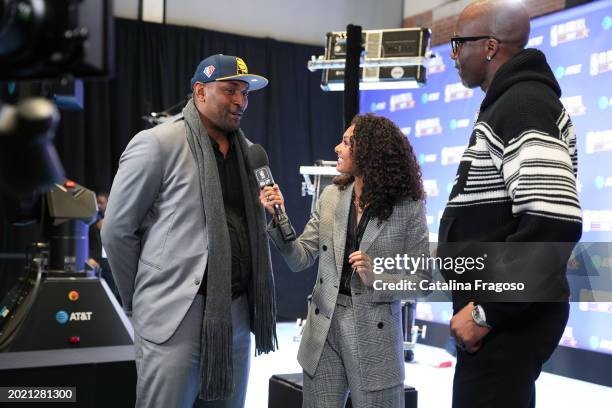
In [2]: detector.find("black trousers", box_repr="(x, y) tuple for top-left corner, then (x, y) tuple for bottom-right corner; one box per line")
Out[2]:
(452, 302), (569, 408)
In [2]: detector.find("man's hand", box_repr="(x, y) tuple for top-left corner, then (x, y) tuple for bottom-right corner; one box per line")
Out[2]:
(348, 251), (375, 287)
(87, 258), (100, 269)
(450, 302), (491, 353)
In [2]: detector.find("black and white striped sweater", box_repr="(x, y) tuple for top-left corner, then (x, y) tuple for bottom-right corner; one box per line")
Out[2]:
(439, 48), (582, 326)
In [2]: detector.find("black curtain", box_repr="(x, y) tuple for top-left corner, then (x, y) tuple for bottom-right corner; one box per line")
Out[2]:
(1, 18), (343, 320)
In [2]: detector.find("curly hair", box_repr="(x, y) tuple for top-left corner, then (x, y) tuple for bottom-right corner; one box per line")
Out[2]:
(333, 113), (425, 222)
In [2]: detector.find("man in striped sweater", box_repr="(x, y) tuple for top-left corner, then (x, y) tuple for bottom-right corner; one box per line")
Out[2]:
(439, 1), (582, 407)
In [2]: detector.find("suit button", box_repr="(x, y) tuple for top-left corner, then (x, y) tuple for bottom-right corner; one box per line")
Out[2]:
(322, 245), (328, 251)
(377, 322), (384, 329)
(194, 279), (200, 285)
(315, 308), (320, 315)
(319, 278), (323, 284)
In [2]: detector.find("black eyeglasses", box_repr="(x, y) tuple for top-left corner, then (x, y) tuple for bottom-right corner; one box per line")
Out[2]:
(450, 35), (501, 55)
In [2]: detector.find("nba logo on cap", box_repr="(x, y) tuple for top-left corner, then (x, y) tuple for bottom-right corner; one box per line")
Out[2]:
(203, 65), (215, 78)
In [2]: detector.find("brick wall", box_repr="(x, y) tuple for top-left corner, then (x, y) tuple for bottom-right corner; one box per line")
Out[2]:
(404, 0), (566, 46)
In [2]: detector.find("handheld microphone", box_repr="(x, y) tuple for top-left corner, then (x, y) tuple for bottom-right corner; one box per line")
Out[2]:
(248, 144), (296, 242)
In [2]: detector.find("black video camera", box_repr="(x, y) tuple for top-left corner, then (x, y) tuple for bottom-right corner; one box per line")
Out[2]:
(0, 0), (113, 275)
(0, 0), (113, 196)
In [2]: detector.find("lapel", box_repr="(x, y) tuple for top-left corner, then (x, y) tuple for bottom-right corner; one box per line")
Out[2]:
(333, 183), (354, 276)
(359, 213), (386, 253)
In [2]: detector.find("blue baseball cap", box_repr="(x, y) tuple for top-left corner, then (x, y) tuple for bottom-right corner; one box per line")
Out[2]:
(190, 54), (268, 91)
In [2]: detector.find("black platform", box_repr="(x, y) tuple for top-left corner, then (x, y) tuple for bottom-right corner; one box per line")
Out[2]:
(269, 373), (418, 407)
(0, 346), (136, 407)
(0, 276), (136, 407)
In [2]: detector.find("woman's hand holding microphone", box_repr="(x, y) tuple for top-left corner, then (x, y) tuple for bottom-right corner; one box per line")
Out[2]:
(259, 184), (285, 217)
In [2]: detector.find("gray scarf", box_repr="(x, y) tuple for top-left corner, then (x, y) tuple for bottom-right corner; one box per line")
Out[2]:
(183, 100), (277, 401)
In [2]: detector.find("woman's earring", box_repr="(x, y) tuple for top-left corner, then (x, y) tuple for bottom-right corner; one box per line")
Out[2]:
(486, 55), (492, 61)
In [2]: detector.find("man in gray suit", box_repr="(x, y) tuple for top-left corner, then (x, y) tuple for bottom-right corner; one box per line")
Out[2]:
(102, 54), (277, 408)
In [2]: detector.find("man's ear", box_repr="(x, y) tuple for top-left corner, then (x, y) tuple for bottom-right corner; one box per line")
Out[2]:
(486, 38), (500, 58)
(193, 83), (207, 102)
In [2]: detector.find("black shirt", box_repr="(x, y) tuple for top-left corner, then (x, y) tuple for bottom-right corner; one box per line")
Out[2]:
(198, 134), (252, 298)
(339, 199), (371, 295)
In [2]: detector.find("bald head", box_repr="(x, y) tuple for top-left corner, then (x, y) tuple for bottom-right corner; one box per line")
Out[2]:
(459, 0), (530, 49)
(452, 0), (531, 91)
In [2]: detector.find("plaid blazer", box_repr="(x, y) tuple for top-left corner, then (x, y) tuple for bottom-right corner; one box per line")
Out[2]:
(268, 183), (430, 391)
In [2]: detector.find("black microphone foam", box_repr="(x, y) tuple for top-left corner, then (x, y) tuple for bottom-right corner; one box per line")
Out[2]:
(248, 144), (275, 188)
(248, 144), (269, 170)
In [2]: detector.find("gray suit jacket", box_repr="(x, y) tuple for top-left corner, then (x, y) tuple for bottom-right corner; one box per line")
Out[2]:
(268, 183), (430, 391)
(102, 117), (209, 344)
